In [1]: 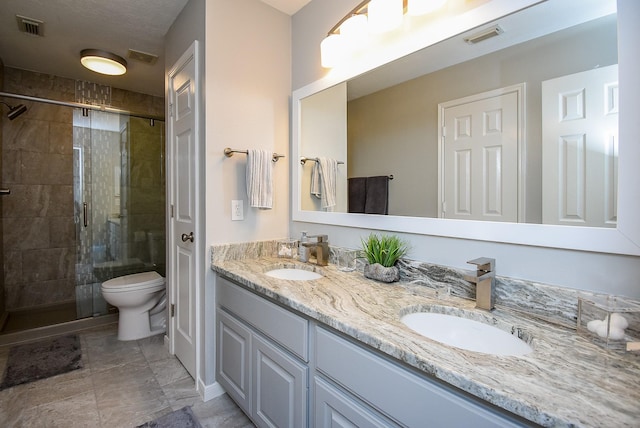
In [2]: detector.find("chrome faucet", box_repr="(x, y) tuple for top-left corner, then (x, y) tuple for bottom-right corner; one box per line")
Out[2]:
(302, 234), (329, 266)
(464, 257), (495, 311)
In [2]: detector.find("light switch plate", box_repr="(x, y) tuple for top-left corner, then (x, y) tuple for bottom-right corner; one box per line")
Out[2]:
(231, 200), (243, 221)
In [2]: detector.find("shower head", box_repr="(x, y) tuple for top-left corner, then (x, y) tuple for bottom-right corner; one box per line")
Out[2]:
(7, 104), (27, 120)
(0, 101), (28, 120)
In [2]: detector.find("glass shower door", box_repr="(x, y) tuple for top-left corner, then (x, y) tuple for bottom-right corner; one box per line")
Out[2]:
(73, 110), (166, 319)
(74, 109), (123, 318)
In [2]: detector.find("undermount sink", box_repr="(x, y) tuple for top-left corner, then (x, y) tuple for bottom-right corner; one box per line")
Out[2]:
(265, 268), (323, 281)
(401, 311), (533, 357)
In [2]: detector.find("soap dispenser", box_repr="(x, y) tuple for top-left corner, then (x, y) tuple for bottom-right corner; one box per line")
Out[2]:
(299, 231), (309, 262)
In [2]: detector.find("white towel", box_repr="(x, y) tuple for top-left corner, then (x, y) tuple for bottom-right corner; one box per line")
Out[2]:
(246, 149), (273, 209)
(318, 157), (338, 210)
(310, 161), (322, 199)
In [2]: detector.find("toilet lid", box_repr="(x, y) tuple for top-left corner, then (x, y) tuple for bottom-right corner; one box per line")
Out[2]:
(101, 271), (165, 292)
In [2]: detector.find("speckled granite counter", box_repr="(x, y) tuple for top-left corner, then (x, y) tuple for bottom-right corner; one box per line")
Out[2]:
(211, 256), (640, 427)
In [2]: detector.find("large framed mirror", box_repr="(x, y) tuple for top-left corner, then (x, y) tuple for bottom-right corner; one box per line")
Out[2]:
(292, 0), (640, 256)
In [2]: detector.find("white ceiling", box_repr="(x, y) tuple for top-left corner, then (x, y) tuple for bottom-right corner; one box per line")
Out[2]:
(0, 0), (310, 98)
(260, 0), (311, 15)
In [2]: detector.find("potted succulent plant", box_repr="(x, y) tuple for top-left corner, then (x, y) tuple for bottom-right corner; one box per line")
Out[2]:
(361, 233), (409, 283)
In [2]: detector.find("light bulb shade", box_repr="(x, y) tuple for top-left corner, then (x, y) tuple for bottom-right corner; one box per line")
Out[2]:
(339, 14), (368, 57)
(320, 34), (345, 68)
(80, 49), (127, 75)
(340, 14), (368, 42)
(368, 0), (404, 33)
(408, 0), (448, 16)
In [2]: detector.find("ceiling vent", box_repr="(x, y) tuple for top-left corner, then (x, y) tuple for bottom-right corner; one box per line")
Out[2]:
(127, 49), (158, 65)
(464, 25), (503, 45)
(16, 15), (44, 37)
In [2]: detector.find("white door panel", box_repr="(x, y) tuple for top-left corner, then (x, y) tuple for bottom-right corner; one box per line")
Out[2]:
(542, 64), (618, 227)
(168, 41), (200, 378)
(440, 86), (522, 222)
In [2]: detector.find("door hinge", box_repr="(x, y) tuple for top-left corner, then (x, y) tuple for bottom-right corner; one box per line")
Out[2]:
(170, 204), (174, 218)
(171, 304), (175, 317)
(169, 103), (174, 118)
(442, 126), (446, 137)
(442, 201), (447, 214)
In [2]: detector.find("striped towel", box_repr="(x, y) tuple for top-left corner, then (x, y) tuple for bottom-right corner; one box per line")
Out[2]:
(246, 149), (273, 209)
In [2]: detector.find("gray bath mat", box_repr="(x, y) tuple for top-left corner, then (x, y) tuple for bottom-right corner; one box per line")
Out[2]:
(0, 334), (82, 390)
(137, 406), (203, 428)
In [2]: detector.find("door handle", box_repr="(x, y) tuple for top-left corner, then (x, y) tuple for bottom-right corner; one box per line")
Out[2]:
(0, 188), (10, 195)
(181, 232), (194, 243)
(83, 202), (88, 227)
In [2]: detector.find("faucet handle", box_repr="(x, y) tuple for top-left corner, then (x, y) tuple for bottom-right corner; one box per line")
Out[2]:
(309, 234), (328, 242)
(467, 257), (495, 272)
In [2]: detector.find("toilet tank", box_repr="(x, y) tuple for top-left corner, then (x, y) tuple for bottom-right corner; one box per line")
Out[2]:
(147, 230), (166, 266)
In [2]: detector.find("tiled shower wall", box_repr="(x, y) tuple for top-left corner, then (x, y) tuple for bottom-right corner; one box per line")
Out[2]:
(1, 67), (163, 312)
(125, 117), (166, 271)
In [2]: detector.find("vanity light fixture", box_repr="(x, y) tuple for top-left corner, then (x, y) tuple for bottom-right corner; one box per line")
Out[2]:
(408, 0), (447, 16)
(320, 0), (448, 68)
(80, 49), (127, 75)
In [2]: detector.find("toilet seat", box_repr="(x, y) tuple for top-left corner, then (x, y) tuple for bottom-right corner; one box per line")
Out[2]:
(101, 271), (164, 293)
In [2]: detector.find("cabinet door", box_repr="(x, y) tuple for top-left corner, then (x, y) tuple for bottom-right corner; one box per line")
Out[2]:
(253, 334), (308, 428)
(217, 309), (252, 414)
(314, 376), (397, 428)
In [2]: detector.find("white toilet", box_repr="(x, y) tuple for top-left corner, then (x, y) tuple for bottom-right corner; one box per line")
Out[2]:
(101, 271), (166, 341)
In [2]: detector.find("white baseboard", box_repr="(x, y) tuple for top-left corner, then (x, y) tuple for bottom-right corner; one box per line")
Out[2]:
(198, 379), (225, 402)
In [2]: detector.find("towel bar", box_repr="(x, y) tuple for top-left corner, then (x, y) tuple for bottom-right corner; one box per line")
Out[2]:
(224, 147), (285, 163)
(300, 156), (345, 165)
(348, 175), (394, 180)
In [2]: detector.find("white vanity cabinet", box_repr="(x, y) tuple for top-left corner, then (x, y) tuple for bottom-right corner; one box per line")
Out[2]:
(217, 276), (309, 428)
(216, 275), (529, 428)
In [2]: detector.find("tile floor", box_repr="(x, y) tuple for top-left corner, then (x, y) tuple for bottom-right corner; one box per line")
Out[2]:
(0, 323), (255, 428)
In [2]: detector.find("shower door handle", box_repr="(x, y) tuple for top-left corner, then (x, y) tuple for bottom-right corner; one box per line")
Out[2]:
(0, 188), (10, 195)
(181, 232), (194, 243)
(83, 202), (88, 227)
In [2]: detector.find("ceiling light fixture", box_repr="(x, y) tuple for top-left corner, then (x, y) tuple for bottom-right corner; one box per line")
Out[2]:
(320, 0), (448, 68)
(80, 49), (127, 75)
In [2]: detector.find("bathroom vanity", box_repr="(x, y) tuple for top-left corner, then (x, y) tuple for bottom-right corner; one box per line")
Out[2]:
(211, 253), (640, 427)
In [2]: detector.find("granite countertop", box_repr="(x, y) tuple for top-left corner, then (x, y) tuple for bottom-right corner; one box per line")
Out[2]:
(211, 257), (640, 427)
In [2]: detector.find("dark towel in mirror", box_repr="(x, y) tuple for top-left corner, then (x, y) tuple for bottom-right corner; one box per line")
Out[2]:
(348, 177), (367, 213)
(364, 176), (389, 215)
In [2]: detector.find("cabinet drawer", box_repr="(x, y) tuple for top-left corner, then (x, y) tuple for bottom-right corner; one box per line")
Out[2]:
(218, 276), (309, 361)
(316, 327), (524, 428)
(314, 376), (397, 428)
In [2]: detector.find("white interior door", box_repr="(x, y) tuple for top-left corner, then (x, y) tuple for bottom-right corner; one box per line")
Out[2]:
(440, 86), (522, 222)
(541, 64), (618, 227)
(168, 41), (200, 378)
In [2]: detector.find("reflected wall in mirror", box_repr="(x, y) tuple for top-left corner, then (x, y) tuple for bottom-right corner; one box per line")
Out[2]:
(299, 1), (618, 228)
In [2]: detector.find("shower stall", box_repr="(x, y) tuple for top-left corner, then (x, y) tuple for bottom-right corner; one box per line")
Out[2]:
(0, 87), (166, 338)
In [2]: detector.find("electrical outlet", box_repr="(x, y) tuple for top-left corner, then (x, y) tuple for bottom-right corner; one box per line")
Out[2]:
(231, 200), (243, 221)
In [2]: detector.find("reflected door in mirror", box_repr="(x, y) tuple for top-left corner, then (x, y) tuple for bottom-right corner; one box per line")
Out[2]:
(542, 64), (618, 228)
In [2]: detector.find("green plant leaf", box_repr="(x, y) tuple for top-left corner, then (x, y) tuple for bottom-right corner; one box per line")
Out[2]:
(360, 233), (408, 267)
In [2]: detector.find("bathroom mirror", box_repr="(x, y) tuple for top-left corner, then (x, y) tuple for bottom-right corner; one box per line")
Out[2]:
(292, 0), (640, 255)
